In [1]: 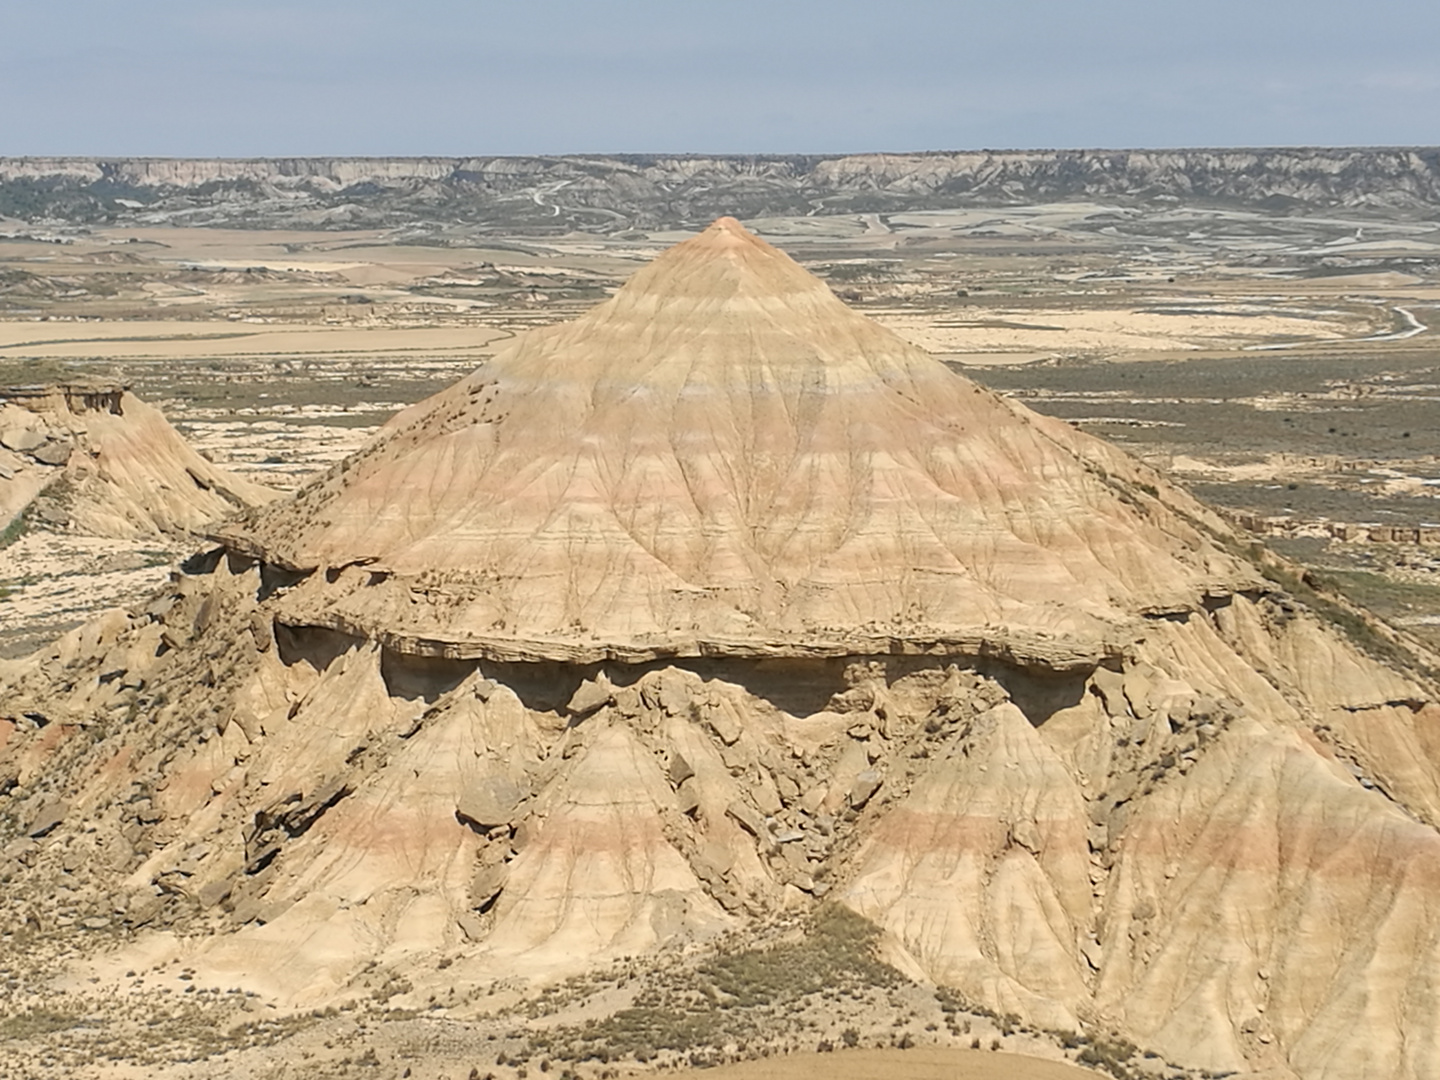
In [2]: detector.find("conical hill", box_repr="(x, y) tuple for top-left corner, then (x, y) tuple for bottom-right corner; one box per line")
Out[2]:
(218, 218), (1250, 666)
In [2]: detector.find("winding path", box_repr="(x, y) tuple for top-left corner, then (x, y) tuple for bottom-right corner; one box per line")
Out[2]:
(1245, 303), (1430, 351)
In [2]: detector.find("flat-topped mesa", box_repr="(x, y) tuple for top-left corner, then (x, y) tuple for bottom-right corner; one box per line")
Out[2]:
(215, 218), (1256, 664)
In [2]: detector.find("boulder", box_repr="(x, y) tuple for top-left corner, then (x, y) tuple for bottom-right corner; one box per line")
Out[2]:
(32, 438), (73, 467)
(456, 775), (525, 830)
(726, 799), (768, 840)
(27, 799), (67, 838)
(470, 863), (508, 907)
(676, 777), (700, 816)
(849, 769), (882, 810)
(667, 752), (695, 786)
(566, 673), (614, 717)
(0, 427), (46, 453)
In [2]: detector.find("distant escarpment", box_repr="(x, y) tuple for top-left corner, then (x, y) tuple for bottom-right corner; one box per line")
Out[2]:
(3, 147), (1440, 231)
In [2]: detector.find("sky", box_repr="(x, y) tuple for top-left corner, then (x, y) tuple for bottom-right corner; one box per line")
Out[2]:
(4, 0), (1440, 157)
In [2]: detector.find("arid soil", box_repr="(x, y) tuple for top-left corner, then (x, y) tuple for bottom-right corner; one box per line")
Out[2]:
(681, 1047), (1103, 1080)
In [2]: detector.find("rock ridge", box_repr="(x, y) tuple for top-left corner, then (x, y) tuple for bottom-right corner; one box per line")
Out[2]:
(1, 381), (275, 540)
(5, 147), (1440, 229)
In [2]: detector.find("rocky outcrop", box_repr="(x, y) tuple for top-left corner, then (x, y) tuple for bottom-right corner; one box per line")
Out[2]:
(0, 382), (276, 540)
(3, 557), (1437, 1078)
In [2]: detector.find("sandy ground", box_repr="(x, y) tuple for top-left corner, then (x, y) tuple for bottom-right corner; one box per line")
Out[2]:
(875, 304), (1368, 357)
(93, 226), (656, 282)
(678, 1048), (1102, 1080)
(179, 417), (378, 488)
(0, 533), (176, 655)
(0, 320), (508, 361)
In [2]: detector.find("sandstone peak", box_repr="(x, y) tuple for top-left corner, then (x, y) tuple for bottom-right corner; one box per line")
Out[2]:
(688, 214), (765, 246)
(567, 213), (843, 313)
(639, 214), (814, 290)
(216, 218), (1249, 666)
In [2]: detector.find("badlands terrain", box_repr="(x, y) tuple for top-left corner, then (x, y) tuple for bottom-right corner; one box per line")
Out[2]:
(0, 155), (1439, 1080)
(3, 157), (1440, 657)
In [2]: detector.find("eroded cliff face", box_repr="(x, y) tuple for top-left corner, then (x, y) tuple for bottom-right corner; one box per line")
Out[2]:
(4, 147), (1439, 229)
(1, 550), (1438, 1078)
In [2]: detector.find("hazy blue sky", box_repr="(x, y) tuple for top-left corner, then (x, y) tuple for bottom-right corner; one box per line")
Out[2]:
(5, 0), (1439, 156)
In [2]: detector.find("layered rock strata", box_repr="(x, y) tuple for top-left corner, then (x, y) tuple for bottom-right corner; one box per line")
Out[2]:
(214, 218), (1255, 664)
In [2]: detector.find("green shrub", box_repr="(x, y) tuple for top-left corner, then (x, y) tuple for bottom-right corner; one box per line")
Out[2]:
(0, 513), (25, 549)
(521, 905), (901, 1063)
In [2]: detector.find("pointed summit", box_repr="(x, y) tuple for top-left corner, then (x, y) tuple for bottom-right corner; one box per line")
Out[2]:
(682, 215), (768, 249)
(218, 218), (1252, 665)
(585, 213), (861, 312)
(698, 215), (750, 237)
(629, 215), (822, 292)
